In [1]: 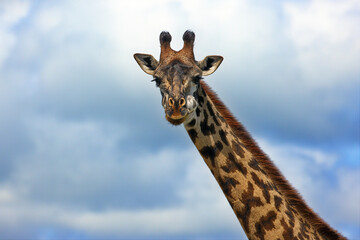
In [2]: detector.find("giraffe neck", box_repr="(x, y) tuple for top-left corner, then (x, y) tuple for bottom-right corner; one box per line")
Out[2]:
(183, 82), (345, 240)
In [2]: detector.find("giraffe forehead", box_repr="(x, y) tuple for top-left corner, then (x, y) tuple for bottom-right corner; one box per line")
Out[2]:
(158, 61), (200, 94)
(159, 60), (196, 77)
(167, 62), (191, 78)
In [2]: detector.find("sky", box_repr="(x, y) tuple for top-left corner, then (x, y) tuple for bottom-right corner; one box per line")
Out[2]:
(0, 0), (359, 239)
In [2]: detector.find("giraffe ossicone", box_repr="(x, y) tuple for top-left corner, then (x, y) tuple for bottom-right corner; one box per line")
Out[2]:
(134, 31), (346, 240)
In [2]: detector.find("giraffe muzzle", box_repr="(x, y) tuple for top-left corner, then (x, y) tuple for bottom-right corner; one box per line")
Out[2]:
(166, 96), (187, 120)
(164, 95), (198, 126)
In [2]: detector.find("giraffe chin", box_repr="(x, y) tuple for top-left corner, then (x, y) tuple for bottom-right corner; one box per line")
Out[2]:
(166, 114), (187, 126)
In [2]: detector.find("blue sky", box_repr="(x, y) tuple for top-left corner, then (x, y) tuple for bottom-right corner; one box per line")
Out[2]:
(0, 0), (359, 239)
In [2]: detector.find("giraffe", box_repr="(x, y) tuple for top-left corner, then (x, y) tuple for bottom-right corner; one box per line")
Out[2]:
(134, 31), (346, 240)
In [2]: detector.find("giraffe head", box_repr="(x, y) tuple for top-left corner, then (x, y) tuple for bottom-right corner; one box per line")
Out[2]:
(134, 30), (223, 125)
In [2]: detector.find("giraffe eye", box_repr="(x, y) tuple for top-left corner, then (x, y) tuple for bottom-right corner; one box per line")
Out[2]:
(192, 75), (203, 84)
(151, 77), (161, 87)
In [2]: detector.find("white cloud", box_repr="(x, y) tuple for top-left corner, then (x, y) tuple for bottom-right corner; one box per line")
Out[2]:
(329, 168), (360, 224)
(34, 7), (61, 32)
(57, 199), (240, 237)
(0, 0), (30, 66)
(284, 0), (360, 86)
(0, 188), (14, 203)
(0, 28), (15, 67)
(0, 197), (243, 238)
(258, 138), (334, 197)
(0, 0), (29, 25)
(0, 141), (246, 238)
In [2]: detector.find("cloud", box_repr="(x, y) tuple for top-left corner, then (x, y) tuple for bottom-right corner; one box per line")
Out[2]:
(1, 135), (358, 239)
(0, 0), (30, 66)
(4, 116), (195, 210)
(4, 0), (358, 147)
(0, 0), (358, 239)
(330, 168), (360, 223)
(284, 0), (360, 86)
(0, 138), (247, 239)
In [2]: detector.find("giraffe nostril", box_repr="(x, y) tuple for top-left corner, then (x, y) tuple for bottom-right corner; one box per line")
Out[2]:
(169, 98), (174, 107)
(179, 98), (186, 107)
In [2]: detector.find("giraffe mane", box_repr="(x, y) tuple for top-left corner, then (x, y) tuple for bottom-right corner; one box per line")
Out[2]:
(200, 81), (345, 240)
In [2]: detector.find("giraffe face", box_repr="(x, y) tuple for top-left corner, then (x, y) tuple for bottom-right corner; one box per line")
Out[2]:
(134, 31), (223, 125)
(153, 60), (202, 125)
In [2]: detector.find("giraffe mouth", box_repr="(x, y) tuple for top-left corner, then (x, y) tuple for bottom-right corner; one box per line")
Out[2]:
(165, 113), (187, 125)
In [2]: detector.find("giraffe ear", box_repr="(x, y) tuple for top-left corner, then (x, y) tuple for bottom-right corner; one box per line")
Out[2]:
(197, 55), (223, 76)
(134, 53), (159, 75)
